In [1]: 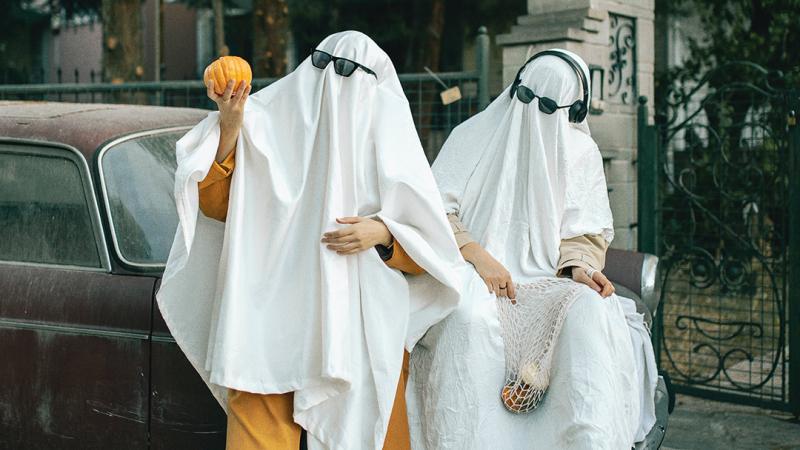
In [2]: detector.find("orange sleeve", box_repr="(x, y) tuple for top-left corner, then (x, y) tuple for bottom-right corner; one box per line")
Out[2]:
(385, 242), (426, 275)
(198, 151), (235, 222)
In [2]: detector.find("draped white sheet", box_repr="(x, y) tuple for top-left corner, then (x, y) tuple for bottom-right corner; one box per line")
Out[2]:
(407, 49), (658, 449)
(156, 31), (465, 450)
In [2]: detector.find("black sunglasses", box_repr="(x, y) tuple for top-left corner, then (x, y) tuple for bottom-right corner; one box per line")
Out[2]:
(514, 85), (572, 114)
(311, 50), (377, 78)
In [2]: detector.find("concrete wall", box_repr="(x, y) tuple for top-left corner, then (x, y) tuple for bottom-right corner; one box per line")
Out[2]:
(43, 2), (200, 83)
(44, 19), (102, 83)
(142, 0), (199, 81)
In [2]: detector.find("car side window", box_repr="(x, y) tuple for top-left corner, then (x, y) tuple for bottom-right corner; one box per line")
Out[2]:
(0, 144), (102, 268)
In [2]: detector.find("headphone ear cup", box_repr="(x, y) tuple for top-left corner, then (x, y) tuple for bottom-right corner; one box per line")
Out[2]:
(569, 101), (588, 123)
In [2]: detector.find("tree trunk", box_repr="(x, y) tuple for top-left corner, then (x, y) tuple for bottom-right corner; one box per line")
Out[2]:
(422, 0), (445, 72)
(101, 0), (143, 84)
(212, 0), (227, 56)
(418, 0), (446, 161)
(252, 0), (289, 77)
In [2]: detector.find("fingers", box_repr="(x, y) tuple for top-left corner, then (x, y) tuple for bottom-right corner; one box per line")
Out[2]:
(336, 217), (364, 224)
(584, 276), (602, 292)
(206, 80), (221, 102)
(322, 227), (356, 242)
(222, 79), (235, 102)
(574, 268), (602, 293)
(232, 82), (250, 103)
(328, 242), (362, 254)
(594, 272), (615, 298)
(482, 278), (495, 295)
(241, 84), (252, 102)
(507, 280), (516, 300)
(497, 272), (514, 299)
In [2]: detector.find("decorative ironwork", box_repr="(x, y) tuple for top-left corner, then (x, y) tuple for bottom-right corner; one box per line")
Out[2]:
(650, 61), (794, 408)
(608, 14), (636, 104)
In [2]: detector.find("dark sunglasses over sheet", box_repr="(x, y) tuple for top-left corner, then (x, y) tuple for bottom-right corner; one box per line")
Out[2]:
(311, 50), (377, 78)
(514, 85), (572, 115)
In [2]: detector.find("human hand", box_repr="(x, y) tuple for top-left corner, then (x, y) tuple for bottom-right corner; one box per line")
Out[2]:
(461, 242), (516, 299)
(207, 79), (251, 162)
(322, 217), (393, 255)
(572, 267), (615, 298)
(207, 79), (251, 132)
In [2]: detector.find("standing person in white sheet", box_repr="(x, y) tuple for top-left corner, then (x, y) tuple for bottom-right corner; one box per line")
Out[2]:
(157, 31), (465, 450)
(406, 49), (658, 449)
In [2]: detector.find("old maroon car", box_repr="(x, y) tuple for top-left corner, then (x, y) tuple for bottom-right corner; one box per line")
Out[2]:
(0, 101), (669, 450)
(0, 102), (227, 449)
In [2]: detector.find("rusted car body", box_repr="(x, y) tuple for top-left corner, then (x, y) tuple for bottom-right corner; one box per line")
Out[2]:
(0, 102), (226, 449)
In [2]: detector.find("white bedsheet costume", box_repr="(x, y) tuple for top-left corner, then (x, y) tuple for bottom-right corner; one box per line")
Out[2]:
(156, 31), (466, 450)
(407, 49), (658, 449)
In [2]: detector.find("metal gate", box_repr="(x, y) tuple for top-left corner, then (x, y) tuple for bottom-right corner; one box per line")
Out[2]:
(637, 62), (800, 413)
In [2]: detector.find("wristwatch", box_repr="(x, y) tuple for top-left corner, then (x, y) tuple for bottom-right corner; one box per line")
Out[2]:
(371, 216), (395, 261)
(375, 238), (395, 261)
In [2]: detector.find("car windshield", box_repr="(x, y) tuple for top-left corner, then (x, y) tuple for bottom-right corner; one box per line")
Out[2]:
(100, 130), (186, 266)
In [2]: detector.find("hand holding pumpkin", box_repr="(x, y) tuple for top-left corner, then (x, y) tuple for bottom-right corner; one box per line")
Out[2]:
(203, 56), (253, 162)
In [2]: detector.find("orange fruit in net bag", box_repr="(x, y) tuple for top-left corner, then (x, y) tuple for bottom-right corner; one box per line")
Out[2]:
(204, 56), (253, 95)
(502, 383), (528, 413)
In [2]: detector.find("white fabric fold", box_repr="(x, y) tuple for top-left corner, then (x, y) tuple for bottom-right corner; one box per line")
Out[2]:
(157, 31), (463, 450)
(433, 50), (613, 281)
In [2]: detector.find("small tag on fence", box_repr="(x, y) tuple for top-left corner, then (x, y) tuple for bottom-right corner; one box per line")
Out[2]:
(440, 86), (462, 105)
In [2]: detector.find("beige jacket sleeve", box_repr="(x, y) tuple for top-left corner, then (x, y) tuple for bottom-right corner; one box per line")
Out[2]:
(447, 213), (476, 249)
(555, 234), (608, 277)
(446, 213), (607, 276)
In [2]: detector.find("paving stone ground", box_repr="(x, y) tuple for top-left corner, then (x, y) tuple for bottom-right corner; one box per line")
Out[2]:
(662, 394), (800, 450)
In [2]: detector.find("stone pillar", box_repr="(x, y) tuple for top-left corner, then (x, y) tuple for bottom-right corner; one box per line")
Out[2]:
(497, 0), (655, 251)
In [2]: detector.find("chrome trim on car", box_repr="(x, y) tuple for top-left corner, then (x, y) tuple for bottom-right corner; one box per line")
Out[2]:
(0, 259), (109, 273)
(151, 334), (178, 344)
(0, 317), (149, 340)
(0, 137), (112, 272)
(96, 126), (193, 270)
(640, 253), (660, 317)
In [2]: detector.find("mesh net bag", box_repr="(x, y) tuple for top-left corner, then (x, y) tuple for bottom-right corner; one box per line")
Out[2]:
(496, 278), (583, 414)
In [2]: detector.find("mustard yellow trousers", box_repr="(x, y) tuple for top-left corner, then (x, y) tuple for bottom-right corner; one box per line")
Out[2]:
(226, 353), (410, 450)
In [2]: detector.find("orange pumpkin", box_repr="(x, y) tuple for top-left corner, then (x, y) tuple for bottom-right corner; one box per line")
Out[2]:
(203, 56), (253, 95)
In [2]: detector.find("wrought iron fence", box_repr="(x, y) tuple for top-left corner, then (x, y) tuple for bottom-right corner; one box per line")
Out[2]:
(638, 62), (800, 414)
(0, 28), (491, 162)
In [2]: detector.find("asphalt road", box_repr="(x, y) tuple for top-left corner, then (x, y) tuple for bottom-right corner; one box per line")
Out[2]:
(662, 394), (800, 450)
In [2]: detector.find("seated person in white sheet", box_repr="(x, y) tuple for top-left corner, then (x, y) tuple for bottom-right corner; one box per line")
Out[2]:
(406, 49), (659, 450)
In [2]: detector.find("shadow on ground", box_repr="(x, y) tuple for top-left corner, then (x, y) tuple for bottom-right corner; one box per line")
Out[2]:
(663, 394), (800, 450)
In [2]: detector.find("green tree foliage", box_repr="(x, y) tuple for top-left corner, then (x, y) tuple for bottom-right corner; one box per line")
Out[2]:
(659, 0), (800, 91)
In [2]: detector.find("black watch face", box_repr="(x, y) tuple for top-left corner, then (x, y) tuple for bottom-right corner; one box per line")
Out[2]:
(375, 244), (394, 261)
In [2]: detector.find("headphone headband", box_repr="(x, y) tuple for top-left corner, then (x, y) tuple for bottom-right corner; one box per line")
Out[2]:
(509, 50), (590, 123)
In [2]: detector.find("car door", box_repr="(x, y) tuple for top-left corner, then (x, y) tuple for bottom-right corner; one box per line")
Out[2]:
(0, 140), (153, 450)
(96, 130), (227, 449)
